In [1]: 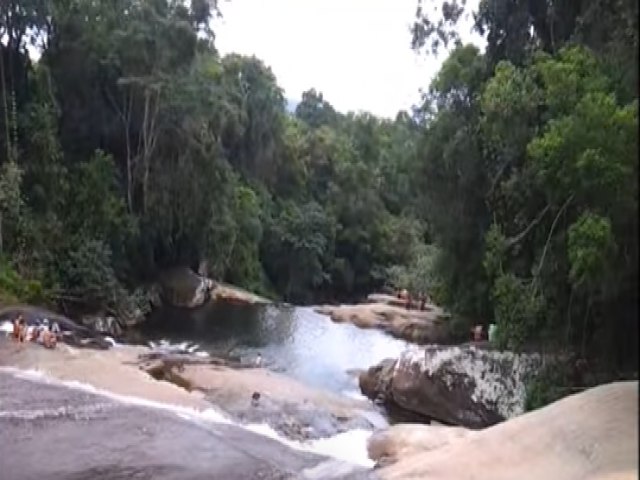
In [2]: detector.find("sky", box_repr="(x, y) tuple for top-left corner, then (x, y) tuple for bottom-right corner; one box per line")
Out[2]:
(212, 0), (485, 118)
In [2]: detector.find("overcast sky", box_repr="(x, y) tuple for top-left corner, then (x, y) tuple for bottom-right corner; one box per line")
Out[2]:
(212, 0), (485, 118)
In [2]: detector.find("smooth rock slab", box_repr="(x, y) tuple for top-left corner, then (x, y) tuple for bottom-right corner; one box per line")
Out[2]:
(0, 372), (373, 480)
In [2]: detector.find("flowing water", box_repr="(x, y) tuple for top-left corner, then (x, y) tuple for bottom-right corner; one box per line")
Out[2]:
(138, 303), (409, 398)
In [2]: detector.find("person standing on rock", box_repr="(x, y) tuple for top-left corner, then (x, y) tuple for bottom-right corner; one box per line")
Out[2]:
(471, 324), (483, 342)
(488, 323), (497, 343)
(12, 315), (22, 341)
(17, 316), (27, 343)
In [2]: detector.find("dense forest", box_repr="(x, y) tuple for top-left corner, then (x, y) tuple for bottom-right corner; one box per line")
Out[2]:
(1, 1), (637, 380)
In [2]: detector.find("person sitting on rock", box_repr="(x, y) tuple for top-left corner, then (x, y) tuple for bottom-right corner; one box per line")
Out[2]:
(50, 320), (61, 338)
(43, 329), (57, 349)
(37, 319), (57, 349)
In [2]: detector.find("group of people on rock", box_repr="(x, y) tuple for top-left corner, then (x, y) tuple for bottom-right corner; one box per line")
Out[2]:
(396, 289), (431, 311)
(11, 314), (61, 349)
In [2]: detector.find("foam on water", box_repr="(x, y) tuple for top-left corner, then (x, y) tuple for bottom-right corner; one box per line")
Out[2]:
(148, 339), (208, 357)
(0, 367), (374, 468)
(341, 389), (367, 401)
(306, 429), (374, 467)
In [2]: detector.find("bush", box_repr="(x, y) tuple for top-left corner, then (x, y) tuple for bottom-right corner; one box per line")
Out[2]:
(386, 243), (442, 295)
(492, 273), (544, 351)
(57, 239), (148, 321)
(0, 259), (47, 305)
(525, 361), (573, 411)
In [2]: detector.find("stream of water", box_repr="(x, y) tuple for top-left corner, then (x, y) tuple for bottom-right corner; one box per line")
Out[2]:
(138, 302), (409, 398)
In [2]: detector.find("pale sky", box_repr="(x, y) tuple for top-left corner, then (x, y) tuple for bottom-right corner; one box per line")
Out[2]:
(212, 0), (485, 118)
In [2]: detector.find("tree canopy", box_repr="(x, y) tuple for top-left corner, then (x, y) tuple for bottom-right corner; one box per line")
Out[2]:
(0, 0), (428, 315)
(0, 0), (636, 380)
(411, 0), (638, 374)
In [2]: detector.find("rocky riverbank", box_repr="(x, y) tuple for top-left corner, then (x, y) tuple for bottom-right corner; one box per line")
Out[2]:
(314, 300), (452, 344)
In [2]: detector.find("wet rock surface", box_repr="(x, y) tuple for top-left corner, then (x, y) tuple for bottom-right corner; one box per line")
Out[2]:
(167, 363), (387, 441)
(360, 345), (541, 428)
(211, 392), (378, 441)
(0, 371), (373, 480)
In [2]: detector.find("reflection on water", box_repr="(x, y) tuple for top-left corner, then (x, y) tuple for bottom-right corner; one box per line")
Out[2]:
(139, 303), (409, 396)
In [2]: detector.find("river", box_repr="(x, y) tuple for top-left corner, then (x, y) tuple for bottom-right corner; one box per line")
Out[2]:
(137, 303), (409, 399)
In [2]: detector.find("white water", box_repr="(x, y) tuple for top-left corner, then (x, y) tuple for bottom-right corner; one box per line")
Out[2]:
(0, 367), (375, 468)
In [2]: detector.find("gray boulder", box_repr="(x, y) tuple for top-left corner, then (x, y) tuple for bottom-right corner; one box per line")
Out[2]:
(360, 345), (541, 428)
(156, 267), (215, 309)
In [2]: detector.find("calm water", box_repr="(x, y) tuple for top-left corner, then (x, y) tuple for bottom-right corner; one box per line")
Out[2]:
(138, 303), (409, 397)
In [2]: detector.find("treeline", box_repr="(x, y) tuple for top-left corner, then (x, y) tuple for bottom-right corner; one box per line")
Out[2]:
(0, 0), (426, 319)
(410, 0), (638, 373)
(1, 0), (638, 377)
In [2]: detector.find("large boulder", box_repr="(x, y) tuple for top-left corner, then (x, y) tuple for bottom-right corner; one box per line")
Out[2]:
(368, 423), (471, 468)
(155, 268), (270, 309)
(359, 358), (395, 402)
(360, 344), (541, 428)
(81, 315), (123, 337)
(156, 267), (214, 309)
(375, 381), (638, 480)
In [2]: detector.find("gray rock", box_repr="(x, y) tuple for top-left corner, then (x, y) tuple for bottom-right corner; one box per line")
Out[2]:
(82, 315), (123, 337)
(156, 267), (215, 309)
(360, 345), (541, 428)
(0, 371), (372, 480)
